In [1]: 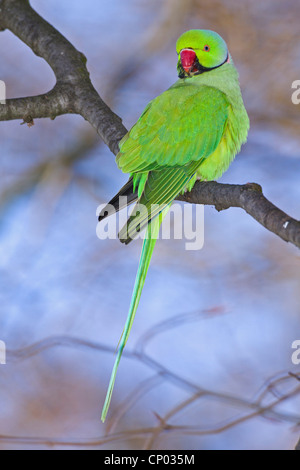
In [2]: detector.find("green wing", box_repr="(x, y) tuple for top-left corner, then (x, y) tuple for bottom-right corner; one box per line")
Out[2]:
(117, 83), (229, 173)
(118, 161), (201, 243)
(117, 83), (230, 243)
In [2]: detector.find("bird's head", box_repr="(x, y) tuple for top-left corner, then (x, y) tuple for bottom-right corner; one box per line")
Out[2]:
(176, 29), (229, 79)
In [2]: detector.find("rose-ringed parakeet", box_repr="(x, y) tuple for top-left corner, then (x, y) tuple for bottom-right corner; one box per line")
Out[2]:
(99, 29), (249, 421)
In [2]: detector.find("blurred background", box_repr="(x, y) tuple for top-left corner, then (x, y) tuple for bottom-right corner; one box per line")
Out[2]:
(0, 0), (300, 450)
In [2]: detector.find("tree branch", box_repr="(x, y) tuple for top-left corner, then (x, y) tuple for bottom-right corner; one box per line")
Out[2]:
(177, 182), (300, 249)
(0, 0), (127, 155)
(0, 0), (299, 249)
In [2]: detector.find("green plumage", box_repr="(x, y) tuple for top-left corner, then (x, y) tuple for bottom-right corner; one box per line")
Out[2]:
(100, 29), (249, 421)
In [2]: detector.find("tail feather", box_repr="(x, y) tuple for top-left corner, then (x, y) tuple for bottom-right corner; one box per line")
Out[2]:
(98, 177), (138, 222)
(101, 207), (168, 422)
(118, 161), (201, 245)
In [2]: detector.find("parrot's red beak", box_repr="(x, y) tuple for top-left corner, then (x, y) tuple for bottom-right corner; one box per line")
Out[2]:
(180, 49), (197, 73)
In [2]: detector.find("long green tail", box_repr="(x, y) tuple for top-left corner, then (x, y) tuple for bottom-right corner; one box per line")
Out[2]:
(101, 208), (168, 422)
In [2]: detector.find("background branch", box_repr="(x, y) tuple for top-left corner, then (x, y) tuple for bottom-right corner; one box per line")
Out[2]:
(0, 0), (299, 250)
(2, 333), (300, 448)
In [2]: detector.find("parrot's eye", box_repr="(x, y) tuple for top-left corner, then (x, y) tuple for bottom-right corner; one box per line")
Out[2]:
(203, 45), (210, 52)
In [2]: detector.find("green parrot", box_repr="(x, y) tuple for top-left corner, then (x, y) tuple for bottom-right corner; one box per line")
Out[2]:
(99, 29), (249, 421)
